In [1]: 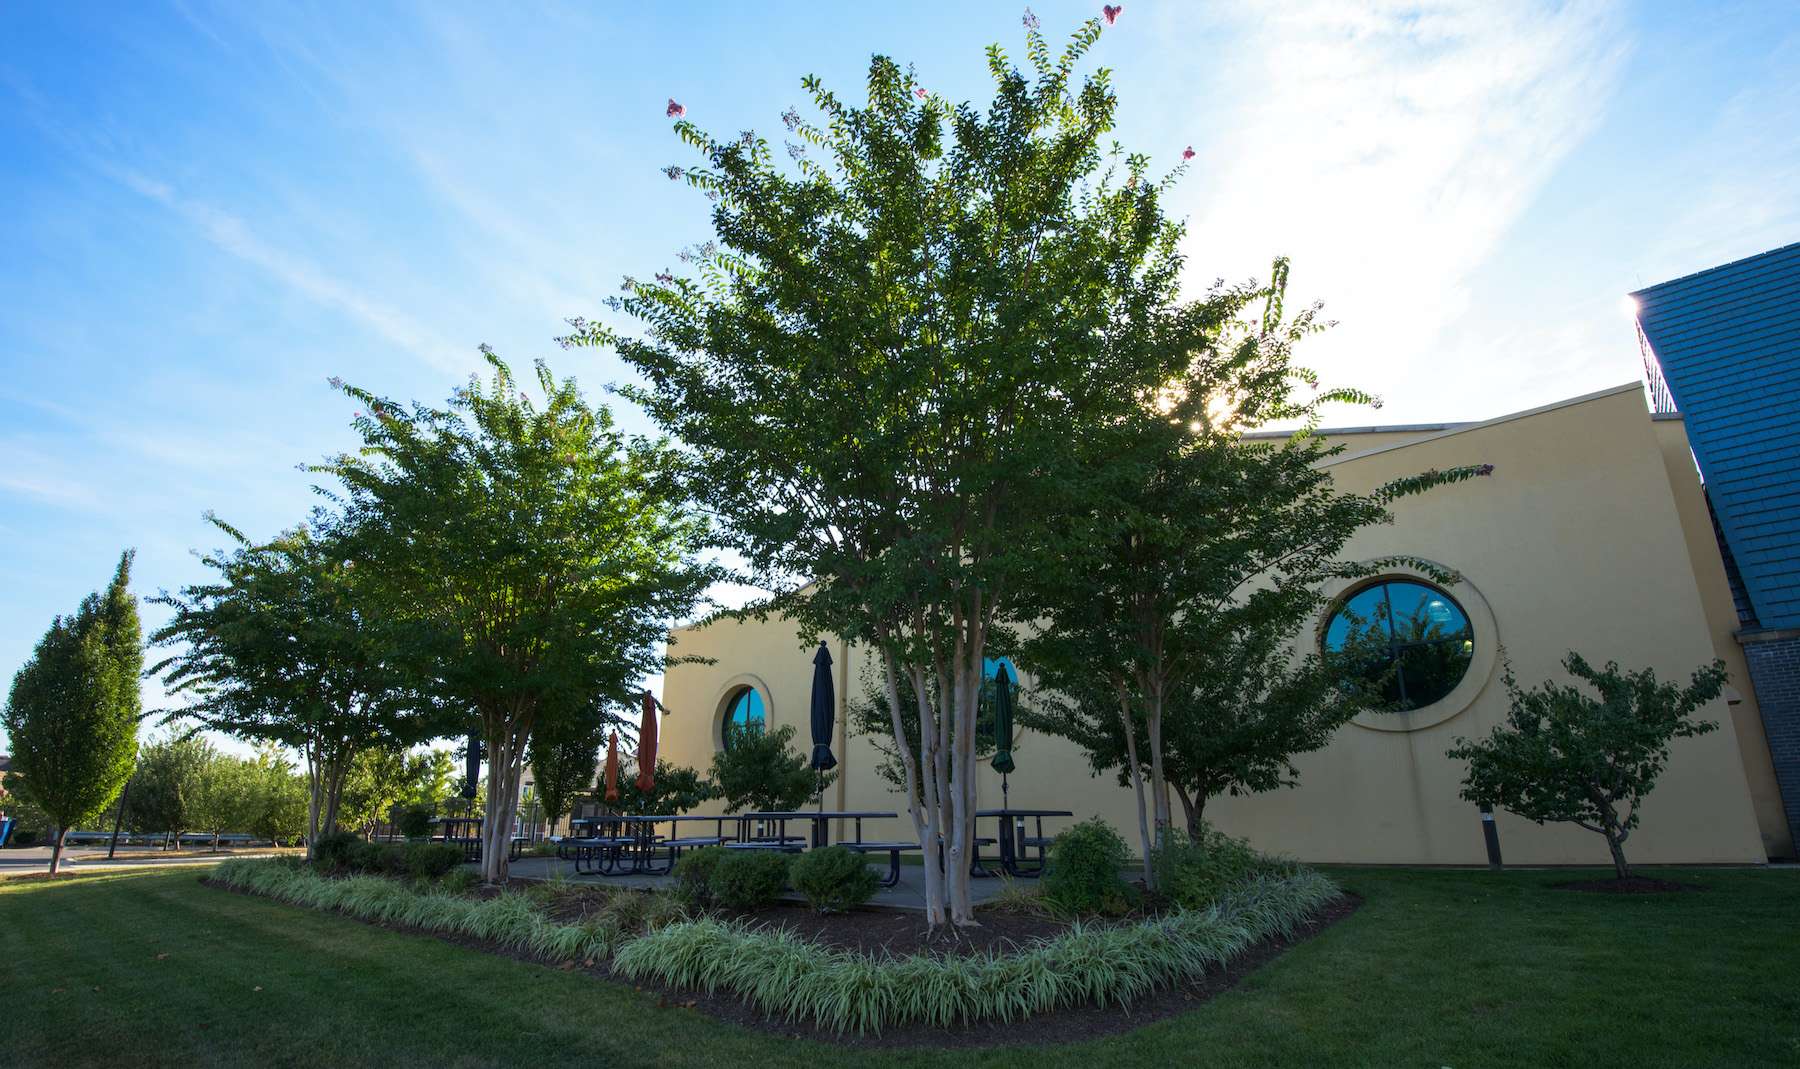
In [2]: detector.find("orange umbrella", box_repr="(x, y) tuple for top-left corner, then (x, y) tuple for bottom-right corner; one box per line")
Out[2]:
(603, 730), (620, 803)
(636, 690), (658, 794)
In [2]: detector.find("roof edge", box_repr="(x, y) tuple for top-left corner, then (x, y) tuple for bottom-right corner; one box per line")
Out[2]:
(1319, 382), (1645, 469)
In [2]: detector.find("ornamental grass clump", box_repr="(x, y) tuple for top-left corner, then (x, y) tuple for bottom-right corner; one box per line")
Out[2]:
(613, 865), (1339, 1034)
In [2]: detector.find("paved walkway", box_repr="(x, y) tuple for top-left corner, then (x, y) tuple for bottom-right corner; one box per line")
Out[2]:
(0, 845), (295, 878)
(506, 852), (1020, 911)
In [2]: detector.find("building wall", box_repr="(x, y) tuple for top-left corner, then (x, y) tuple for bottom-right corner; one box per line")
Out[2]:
(658, 386), (1773, 866)
(1742, 633), (1800, 847)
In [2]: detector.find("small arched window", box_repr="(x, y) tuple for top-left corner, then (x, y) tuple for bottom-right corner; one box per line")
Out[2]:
(1323, 579), (1474, 711)
(721, 686), (766, 750)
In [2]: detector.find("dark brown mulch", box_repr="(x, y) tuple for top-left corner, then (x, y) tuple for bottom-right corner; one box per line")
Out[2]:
(1551, 877), (1702, 894)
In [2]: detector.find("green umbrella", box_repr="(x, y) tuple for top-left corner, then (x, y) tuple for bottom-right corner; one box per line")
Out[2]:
(990, 662), (1016, 777)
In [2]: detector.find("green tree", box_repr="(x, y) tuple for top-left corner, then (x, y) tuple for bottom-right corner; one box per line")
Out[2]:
(129, 733), (213, 849)
(400, 748), (459, 811)
(319, 353), (715, 881)
(190, 751), (260, 851)
(2, 551), (142, 875)
(1447, 653), (1727, 879)
(151, 517), (429, 858)
(527, 699), (611, 831)
(338, 747), (451, 837)
(606, 759), (718, 817)
(710, 723), (832, 813)
(1020, 422), (1489, 880)
(246, 744), (309, 846)
(576, 14), (1192, 926)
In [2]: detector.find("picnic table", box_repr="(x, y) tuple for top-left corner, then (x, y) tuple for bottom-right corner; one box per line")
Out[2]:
(977, 808), (1072, 878)
(737, 810), (898, 850)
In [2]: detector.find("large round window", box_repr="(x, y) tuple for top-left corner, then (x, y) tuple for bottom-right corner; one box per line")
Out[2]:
(1322, 579), (1474, 711)
(721, 687), (766, 750)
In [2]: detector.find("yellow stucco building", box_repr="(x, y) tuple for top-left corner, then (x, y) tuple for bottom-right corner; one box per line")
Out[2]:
(655, 382), (1793, 867)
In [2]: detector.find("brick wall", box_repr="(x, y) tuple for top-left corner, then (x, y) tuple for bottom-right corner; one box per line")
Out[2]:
(1743, 631), (1800, 855)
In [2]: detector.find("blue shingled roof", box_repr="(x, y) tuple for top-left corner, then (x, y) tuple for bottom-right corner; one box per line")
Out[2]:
(1633, 241), (1800, 631)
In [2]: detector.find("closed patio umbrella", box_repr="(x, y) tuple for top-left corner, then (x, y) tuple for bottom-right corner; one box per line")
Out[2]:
(603, 730), (620, 804)
(809, 641), (838, 774)
(990, 662), (1016, 807)
(636, 690), (658, 794)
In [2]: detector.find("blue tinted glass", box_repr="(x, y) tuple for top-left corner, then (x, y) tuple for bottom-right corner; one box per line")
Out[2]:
(1385, 581), (1470, 644)
(724, 688), (765, 749)
(1323, 585), (1391, 651)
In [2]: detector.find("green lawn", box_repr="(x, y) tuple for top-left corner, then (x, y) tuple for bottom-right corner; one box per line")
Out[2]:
(3, 865), (1796, 1068)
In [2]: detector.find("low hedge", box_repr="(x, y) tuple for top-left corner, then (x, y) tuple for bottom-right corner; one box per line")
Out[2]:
(213, 857), (1338, 1036)
(613, 867), (1339, 1034)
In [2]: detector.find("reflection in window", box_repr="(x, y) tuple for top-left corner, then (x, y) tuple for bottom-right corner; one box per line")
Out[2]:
(722, 687), (766, 749)
(1323, 579), (1474, 711)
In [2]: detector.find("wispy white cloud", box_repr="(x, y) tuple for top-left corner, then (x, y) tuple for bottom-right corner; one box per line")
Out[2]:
(113, 169), (473, 377)
(1154, 0), (1628, 419)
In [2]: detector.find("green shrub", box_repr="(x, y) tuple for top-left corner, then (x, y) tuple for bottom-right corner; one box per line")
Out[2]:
(312, 830), (363, 871)
(672, 844), (727, 907)
(9, 829), (40, 848)
(789, 846), (878, 913)
(1042, 817), (1137, 917)
(438, 868), (479, 895)
(396, 804), (434, 840)
(1151, 825), (1265, 910)
(403, 843), (464, 881)
(709, 848), (790, 911)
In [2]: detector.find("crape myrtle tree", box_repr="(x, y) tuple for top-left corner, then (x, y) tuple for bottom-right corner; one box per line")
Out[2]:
(1, 551), (142, 875)
(607, 759), (718, 816)
(320, 353), (716, 883)
(1018, 340), (1494, 882)
(710, 723), (834, 813)
(1447, 653), (1727, 879)
(151, 516), (426, 858)
(571, 14), (1198, 926)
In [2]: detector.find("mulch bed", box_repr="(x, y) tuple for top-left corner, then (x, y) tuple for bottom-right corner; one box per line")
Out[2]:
(1551, 877), (1702, 894)
(204, 873), (1358, 1048)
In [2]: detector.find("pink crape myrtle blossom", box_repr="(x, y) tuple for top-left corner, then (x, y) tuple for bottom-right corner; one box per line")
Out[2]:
(1102, 5), (1121, 25)
(666, 98), (686, 119)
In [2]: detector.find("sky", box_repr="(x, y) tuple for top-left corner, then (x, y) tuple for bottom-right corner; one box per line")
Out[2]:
(3, 0), (1798, 754)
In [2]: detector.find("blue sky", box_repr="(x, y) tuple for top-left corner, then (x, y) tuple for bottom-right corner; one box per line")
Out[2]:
(3, 1), (1798, 753)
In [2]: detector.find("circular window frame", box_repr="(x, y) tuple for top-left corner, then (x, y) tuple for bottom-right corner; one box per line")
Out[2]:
(713, 674), (774, 752)
(1316, 563), (1497, 733)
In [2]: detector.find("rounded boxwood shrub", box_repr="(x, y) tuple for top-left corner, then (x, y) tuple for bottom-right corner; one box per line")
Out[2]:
(312, 830), (363, 871)
(673, 844), (728, 907)
(1042, 817), (1138, 916)
(403, 843), (465, 881)
(789, 846), (878, 913)
(709, 849), (790, 912)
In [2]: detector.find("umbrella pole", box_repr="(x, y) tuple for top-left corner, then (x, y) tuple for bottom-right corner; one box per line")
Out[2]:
(1002, 772), (1009, 810)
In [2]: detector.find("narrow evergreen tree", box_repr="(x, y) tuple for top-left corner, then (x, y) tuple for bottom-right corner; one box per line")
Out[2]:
(2, 552), (143, 875)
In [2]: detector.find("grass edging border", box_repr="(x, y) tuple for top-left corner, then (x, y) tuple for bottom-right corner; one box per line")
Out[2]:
(209, 858), (1339, 1036)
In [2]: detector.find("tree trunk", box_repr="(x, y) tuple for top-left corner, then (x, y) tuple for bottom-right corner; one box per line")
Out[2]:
(481, 711), (530, 884)
(49, 826), (67, 877)
(1115, 683), (1154, 889)
(1174, 784), (1204, 840)
(1605, 829), (1632, 880)
(1145, 677), (1171, 844)
(879, 648), (944, 929)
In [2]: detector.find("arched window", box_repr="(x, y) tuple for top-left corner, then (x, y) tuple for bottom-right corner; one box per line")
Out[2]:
(1323, 579), (1474, 711)
(721, 686), (766, 749)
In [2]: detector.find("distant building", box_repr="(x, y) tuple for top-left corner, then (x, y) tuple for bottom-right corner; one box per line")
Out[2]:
(1633, 241), (1800, 856)
(649, 244), (1799, 867)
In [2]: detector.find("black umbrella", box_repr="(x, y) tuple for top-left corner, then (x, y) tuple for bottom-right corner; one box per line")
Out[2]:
(990, 662), (1016, 807)
(461, 733), (481, 801)
(809, 641), (838, 773)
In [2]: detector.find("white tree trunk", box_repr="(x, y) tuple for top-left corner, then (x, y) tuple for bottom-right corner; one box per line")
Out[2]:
(1116, 683), (1155, 889)
(481, 717), (528, 884)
